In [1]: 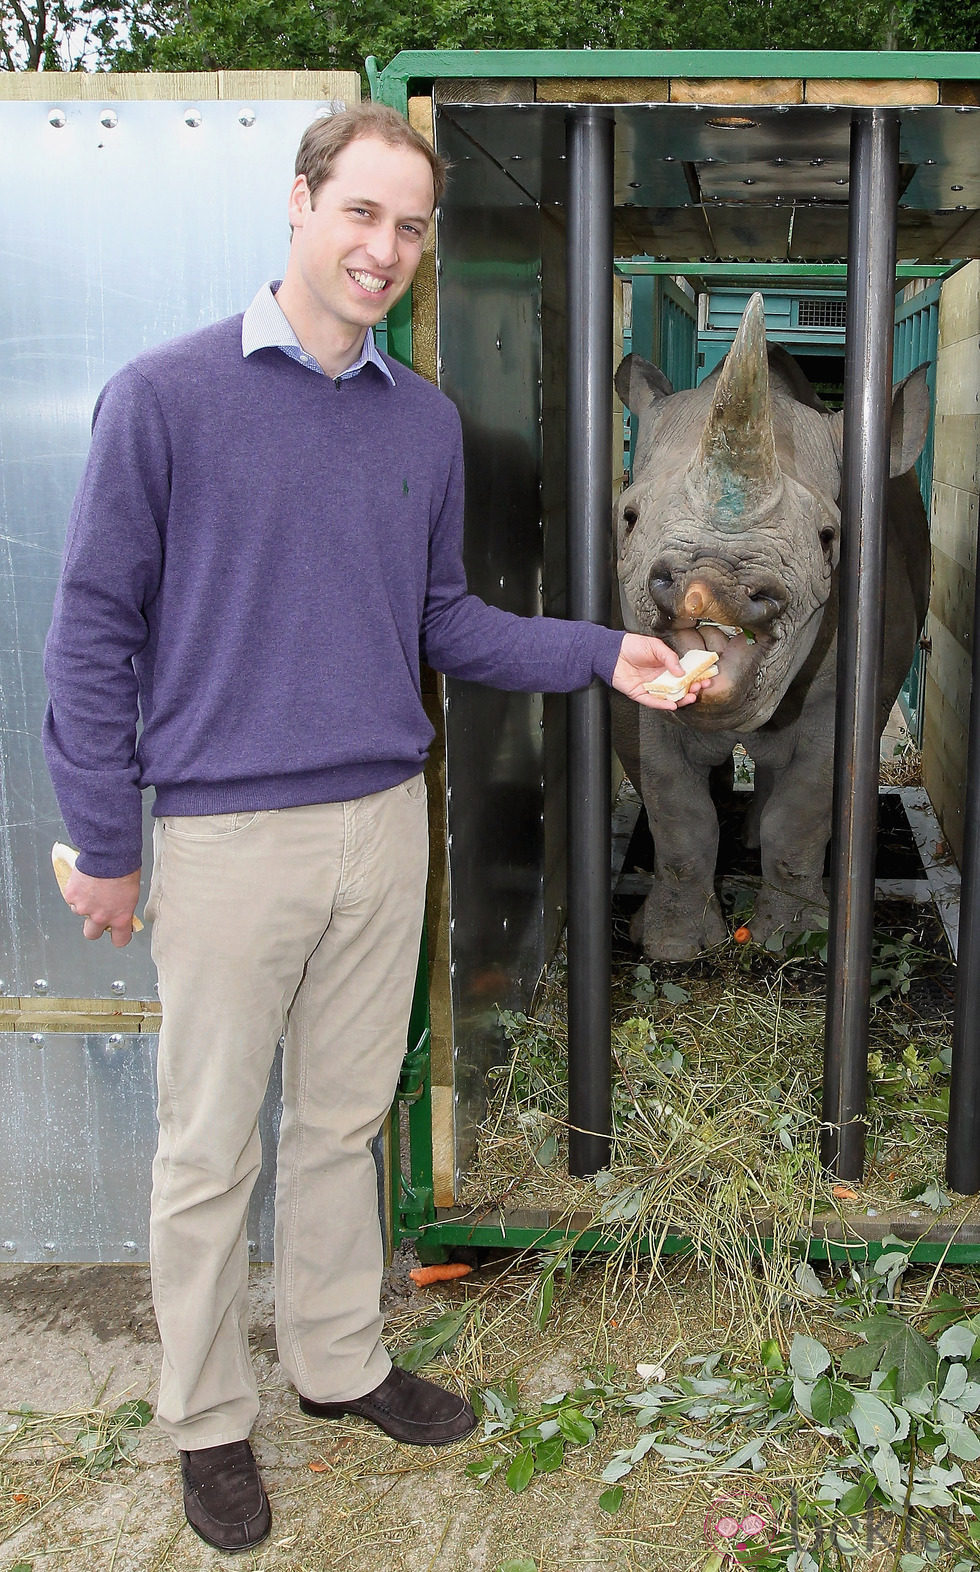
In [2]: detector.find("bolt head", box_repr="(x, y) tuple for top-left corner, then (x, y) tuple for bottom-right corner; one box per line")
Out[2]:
(48, 109), (67, 129)
(183, 108), (202, 128)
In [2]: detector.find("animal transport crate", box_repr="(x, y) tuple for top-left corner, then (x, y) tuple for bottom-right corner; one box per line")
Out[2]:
(3, 54), (980, 1269)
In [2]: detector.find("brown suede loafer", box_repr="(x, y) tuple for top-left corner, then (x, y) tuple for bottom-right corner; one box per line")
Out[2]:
(180, 1440), (271, 1553)
(299, 1365), (477, 1446)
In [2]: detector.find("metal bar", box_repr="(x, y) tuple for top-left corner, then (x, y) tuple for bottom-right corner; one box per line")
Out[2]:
(821, 109), (900, 1178)
(617, 263), (954, 280)
(946, 538), (980, 1192)
(374, 49), (980, 92)
(566, 105), (614, 1178)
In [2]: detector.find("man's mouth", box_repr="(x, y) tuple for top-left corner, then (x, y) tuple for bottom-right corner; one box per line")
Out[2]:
(348, 269), (388, 295)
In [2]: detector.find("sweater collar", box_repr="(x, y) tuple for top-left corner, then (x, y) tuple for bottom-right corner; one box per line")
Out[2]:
(241, 281), (396, 386)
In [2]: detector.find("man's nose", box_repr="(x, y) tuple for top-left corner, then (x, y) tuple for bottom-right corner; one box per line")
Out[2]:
(365, 224), (399, 267)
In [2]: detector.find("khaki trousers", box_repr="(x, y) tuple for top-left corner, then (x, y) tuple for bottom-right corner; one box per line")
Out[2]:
(145, 778), (429, 1448)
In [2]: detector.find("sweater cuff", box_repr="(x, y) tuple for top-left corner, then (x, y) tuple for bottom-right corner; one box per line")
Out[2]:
(591, 626), (625, 687)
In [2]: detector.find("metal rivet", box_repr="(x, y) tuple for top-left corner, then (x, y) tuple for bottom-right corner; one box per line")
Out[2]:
(107, 1034), (123, 1048)
(111, 980), (126, 995)
(238, 109), (256, 127)
(42, 1242), (56, 1253)
(99, 109), (118, 129)
(2, 1241), (16, 1254)
(48, 108), (67, 128)
(951, 184), (964, 192)
(248, 1239), (258, 1255)
(743, 178), (755, 185)
(184, 108), (202, 128)
(33, 979), (48, 994)
(29, 1033), (44, 1046)
(495, 337), (502, 350)
(835, 177), (848, 185)
(0, 980), (6, 994)
(123, 1240), (138, 1254)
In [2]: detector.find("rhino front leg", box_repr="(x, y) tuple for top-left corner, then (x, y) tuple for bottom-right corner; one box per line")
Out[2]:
(632, 717), (727, 961)
(749, 742), (834, 948)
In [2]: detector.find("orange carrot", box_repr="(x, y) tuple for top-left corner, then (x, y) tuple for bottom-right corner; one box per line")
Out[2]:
(832, 1185), (859, 1200)
(733, 926), (751, 944)
(409, 1262), (473, 1287)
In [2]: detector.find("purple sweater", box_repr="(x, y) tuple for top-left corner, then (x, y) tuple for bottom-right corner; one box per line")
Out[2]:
(43, 316), (624, 878)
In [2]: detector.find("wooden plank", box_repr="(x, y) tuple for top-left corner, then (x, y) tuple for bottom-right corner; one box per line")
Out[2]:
(940, 80), (980, 106)
(408, 96), (439, 387)
(930, 544), (976, 652)
(939, 262), (980, 346)
(922, 671), (967, 864)
(430, 1084), (456, 1209)
(934, 336), (980, 416)
(805, 77), (939, 106)
(0, 70), (358, 102)
(536, 78), (668, 103)
(932, 412), (980, 492)
(930, 482), (979, 577)
(436, 80), (534, 103)
(670, 77), (802, 105)
(927, 614), (973, 718)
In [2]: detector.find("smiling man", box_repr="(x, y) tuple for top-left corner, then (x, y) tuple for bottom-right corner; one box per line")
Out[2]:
(42, 103), (694, 1554)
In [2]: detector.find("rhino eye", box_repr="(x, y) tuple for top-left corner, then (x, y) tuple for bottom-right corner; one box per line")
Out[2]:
(819, 525), (837, 555)
(622, 506), (639, 534)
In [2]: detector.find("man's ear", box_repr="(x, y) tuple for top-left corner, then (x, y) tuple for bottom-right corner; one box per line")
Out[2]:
(287, 174), (311, 231)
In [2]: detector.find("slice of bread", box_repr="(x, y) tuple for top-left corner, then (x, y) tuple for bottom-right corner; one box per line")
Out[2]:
(642, 647), (719, 701)
(51, 841), (144, 932)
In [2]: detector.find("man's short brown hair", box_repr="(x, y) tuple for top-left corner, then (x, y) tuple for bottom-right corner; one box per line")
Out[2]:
(295, 102), (448, 210)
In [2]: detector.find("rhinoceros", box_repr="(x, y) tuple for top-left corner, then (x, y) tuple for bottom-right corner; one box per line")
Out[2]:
(612, 292), (931, 961)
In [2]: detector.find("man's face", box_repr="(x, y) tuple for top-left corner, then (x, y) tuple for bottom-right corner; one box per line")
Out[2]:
(285, 134), (434, 337)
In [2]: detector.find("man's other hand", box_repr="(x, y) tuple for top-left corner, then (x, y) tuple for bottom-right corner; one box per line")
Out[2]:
(63, 867), (142, 947)
(611, 634), (709, 710)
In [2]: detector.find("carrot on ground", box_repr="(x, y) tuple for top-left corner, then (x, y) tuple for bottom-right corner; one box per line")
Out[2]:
(409, 1262), (473, 1287)
(733, 926), (751, 944)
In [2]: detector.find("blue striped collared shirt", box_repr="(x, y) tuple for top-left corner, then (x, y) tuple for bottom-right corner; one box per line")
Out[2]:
(240, 280), (395, 386)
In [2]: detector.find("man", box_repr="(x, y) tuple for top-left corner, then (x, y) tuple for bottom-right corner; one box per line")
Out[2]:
(43, 102), (701, 1554)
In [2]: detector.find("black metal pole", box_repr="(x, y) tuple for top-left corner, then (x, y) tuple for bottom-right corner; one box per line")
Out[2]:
(566, 106), (614, 1177)
(946, 544), (980, 1192)
(821, 110), (900, 1178)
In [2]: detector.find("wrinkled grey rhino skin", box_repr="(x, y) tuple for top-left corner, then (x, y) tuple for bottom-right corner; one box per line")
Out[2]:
(612, 292), (931, 962)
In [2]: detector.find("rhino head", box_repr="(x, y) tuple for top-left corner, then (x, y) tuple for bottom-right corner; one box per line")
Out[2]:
(615, 292), (929, 733)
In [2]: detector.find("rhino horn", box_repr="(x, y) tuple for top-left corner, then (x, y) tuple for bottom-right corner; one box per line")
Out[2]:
(686, 292), (782, 526)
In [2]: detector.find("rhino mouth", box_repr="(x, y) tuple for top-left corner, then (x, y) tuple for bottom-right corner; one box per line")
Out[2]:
(665, 619), (771, 709)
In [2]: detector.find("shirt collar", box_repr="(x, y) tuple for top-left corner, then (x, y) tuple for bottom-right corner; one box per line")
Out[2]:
(241, 280), (395, 386)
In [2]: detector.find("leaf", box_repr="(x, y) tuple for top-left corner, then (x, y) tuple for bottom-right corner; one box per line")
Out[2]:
(533, 1133), (558, 1170)
(810, 1377), (851, 1424)
(660, 981), (690, 1004)
(842, 1314), (938, 1399)
(760, 1339), (784, 1373)
(600, 1454), (634, 1484)
(871, 1443), (905, 1504)
(505, 1447), (535, 1494)
(789, 1333), (831, 1381)
(533, 1264), (556, 1332)
(556, 1408), (595, 1446)
(849, 1391), (899, 1449)
(598, 1485), (624, 1514)
(394, 1307), (472, 1372)
(499, 1562), (537, 1572)
(532, 1436), (564, 1473)
(937, 1324), (979, 1362)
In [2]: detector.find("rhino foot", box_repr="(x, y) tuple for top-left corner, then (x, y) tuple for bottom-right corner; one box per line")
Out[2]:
(749, 884), (829, 950)
(630, 883), (727, 962)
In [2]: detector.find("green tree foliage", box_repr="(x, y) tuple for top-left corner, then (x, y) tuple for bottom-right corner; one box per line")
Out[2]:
(1, 0), (125, 68)
(97, 0), (920, 75)
(904, 0), (980, 47)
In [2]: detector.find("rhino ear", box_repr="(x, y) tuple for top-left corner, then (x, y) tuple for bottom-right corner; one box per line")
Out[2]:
(615, 354), (674, 414)
(890, 364), (930, 477)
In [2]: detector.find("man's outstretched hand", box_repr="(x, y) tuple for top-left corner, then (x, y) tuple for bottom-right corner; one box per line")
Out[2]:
(611, 633), (710, 709)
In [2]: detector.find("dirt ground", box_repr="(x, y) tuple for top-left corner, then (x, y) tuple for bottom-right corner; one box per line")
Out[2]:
(0, 1247), (785, 1572)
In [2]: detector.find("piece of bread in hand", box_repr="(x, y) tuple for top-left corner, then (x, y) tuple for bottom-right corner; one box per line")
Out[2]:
(642, 647), (719, 701)
(51, 841), (144, 932)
